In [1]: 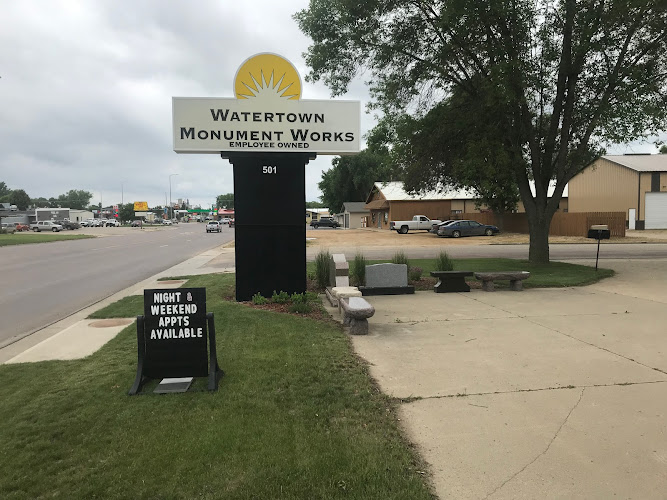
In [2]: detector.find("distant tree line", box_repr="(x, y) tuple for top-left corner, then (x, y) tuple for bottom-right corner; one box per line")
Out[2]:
(0, 182), (95, 211)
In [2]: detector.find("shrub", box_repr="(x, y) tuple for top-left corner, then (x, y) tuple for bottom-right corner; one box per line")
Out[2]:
(435, 250), (454, 271)
(304, 291), (319, 303)
(391, 251), (410, 268)
(271, 290), (290, 304)
(351, 252), (367, 286)
(251, 292), (267, 305)
(314, 250), (331, 289)
(408, 266), (423, 281)
(290, 292), (307, 304)
(289, 302), (312, 314)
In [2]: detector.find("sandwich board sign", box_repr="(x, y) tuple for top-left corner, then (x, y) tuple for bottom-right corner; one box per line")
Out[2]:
(129, 288), (222, 395)
(172, 53), (360, 301)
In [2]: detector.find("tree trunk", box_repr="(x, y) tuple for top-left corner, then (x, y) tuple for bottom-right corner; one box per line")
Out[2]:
(526, 210), (552, 264)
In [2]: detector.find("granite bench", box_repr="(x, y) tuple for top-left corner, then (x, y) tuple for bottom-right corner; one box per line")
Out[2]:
(474, 271), (531, 291)
(339, 296), (375, 335)
(430, 271), (474, 293)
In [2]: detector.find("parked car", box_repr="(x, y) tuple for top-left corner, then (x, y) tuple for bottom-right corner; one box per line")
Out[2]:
(206, 220), (221, 233)
(437, 220), (500, 238)
(30, 220), (63, 232)
(310, 217), (339, 228)
(1, 223), (16, 234)
(163, 219), (173, 225)
(105, 219), (120, 227)
(220, 217), (230, 224)
(55, 220), (80, 230)
(131, 220), (143, 227)
(13, 222), (30, 232)
(80, 219), (92, 227)
(430, 220), (456, 233)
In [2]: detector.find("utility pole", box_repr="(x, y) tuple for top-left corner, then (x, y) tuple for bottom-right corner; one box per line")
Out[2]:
(169, 173), (179, 221)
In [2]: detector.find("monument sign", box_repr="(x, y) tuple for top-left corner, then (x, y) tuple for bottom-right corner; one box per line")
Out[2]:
(173, 53), (360, 300)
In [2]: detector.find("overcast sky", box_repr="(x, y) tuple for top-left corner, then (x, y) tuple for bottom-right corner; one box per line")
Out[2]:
(1, 1), (662, 211)
(1, 0), (376, 210)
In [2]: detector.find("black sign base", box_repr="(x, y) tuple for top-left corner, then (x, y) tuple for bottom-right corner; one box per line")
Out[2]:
(129, 312), (223, 395)
(226, 153), (312, 301)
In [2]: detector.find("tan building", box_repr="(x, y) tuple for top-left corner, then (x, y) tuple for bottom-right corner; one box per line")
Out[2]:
(365, 182), (479, 230)
(306, 208), (330, 225)
(333, 202), (371, 229)
(569, 155), (667, 229)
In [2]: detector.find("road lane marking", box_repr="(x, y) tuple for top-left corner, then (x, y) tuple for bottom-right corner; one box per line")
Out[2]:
(160, 245), (168, 247)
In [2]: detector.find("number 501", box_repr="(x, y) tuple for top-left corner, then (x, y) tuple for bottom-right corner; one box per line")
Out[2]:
(262, 165), (277, 174)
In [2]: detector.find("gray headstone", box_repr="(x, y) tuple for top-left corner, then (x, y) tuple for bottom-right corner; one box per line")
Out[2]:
(365, 263), (408, 288)
(329, 253), (350, 288)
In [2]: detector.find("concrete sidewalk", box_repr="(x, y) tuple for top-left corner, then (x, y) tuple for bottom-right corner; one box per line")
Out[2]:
(338, 259), (667, 499)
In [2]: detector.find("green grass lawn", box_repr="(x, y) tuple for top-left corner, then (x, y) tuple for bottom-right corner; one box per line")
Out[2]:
(0, 274), (434, 500)
(0, 233), (95, 246)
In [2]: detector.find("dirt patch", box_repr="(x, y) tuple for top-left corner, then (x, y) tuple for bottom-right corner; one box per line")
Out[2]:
(306, 228), (589, 247)
(305, 227), (665, 247)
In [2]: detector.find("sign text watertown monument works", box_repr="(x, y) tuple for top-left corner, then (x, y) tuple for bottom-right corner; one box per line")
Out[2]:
(172, 53), (360, 300)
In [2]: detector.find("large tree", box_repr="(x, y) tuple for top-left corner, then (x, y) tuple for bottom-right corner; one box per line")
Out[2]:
(0, 182), (11, 201)
(216, 193), (234, 209)
(296, 0), (667, 262)
(55, 190), (94, 210)
(318, 149), (397, 213)
(9, 189), (31, 211)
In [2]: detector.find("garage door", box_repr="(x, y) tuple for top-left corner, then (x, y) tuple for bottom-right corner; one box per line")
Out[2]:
(645, 192), (667, 229)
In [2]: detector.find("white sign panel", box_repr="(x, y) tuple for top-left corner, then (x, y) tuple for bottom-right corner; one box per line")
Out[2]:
(173, 98), (360, 155)
(172, 53), (360, 155)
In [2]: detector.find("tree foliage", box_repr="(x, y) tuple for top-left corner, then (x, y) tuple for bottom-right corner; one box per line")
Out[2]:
(318, 149), (397, 213)
(296, 0), (667, 262)
(0, 182), (10, 200)
(9, 189), (31, 211)
(118, 203), (135, 223)
(216, 193), (234, 209)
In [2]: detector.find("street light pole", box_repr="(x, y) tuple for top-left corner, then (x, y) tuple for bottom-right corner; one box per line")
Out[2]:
(169, 174), (179, 221)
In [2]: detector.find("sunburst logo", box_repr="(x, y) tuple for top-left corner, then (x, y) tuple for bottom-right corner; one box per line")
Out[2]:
(234, 53), (302, 102)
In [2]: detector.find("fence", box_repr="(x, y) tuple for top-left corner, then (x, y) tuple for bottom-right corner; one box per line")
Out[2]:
(452, 212), (626, 237)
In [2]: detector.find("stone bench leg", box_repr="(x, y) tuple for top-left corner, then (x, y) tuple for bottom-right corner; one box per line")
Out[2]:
(349, 317), (369, 335)
(481, 280), (495, 292)
(510, 279), (523, 291)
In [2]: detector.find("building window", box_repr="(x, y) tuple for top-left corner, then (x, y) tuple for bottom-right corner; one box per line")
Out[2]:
(651, 172), (660, 192)
(384, 212), (388, 223)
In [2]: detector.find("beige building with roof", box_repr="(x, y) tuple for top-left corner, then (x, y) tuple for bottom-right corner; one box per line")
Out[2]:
(365, 181), (480, 230)
(569, 154), (667, 229)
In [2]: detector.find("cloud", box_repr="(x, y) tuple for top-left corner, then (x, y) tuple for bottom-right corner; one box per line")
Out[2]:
(0, 0), (373, 209)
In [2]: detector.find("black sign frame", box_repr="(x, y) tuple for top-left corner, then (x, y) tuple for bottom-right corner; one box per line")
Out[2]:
(129, 288), (223, 395)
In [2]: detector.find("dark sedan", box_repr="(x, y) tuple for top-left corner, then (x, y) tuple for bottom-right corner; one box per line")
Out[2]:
(437, 220), (500, 238)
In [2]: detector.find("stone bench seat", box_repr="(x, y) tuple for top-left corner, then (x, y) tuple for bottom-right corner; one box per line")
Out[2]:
(474, 271), (531, 291)
(339, 296), (375, 335)
(430, 271), (474, 293)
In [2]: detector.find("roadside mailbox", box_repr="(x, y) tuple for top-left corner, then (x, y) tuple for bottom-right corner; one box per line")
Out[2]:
(587, 224), (610, 270)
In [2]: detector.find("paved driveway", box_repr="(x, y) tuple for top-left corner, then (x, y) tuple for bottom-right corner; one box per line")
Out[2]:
(347, 259), (667, 499)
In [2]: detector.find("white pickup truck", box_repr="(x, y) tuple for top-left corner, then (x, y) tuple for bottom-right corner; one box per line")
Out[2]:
(390, 215), (442, 234)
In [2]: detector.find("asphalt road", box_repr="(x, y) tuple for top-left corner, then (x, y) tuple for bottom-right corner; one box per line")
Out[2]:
(0, 224), (233, 347)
